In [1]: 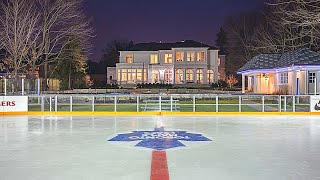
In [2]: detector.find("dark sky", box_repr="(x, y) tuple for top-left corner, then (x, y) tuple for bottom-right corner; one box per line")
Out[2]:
(85, 0), (265, 61)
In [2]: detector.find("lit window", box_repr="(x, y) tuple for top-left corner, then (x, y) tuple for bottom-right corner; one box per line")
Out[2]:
(152, 70), (160, 83)
(196, 69), (203, 83)
(175, 69), (184, 83)
(187, 52), (195, 61)
(207, 70), (214, 83)
(165, 69), (173, 83)
(197, 52), (205, 61)
(186, 69), (194, 82)
(150, 54), (158, 64)
(117, 69), (121, 81)
(121, 69), (127, 81)
(279, 72), (288, 84)
(218, 58), (221, 66)
(165, 54), (173, 63)
(144, 69), (147, 82)
(137, 69), (142, 81)
(176, 52), (184, 62)
(126, 55), (133, 64)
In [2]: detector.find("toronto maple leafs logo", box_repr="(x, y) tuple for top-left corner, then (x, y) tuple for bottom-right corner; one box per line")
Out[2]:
(108, 127), (212, 150)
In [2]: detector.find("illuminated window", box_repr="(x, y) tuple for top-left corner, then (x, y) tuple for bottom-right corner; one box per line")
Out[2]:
(120, 69), (145, 83)
(207, 70), (214, 83)
(144, 69), (147, 82)
(137, 69), (142, 81)
(279, 72), (288, 84)
(126, 54), (133, 64)
(176, 52), (184, 62)
(218, 58), (221, 66)
(150, 54), (158, 64)
(165, 54), (173, 63)
(165, 69), (173, 83)
(197, 52), (205, 61)
(175, 69), (184, 83)
(121, 69), (127, 81)
(152, 70), (160, 83)
(187, 52), (195, 61)
(117, 69), (121, 81)
(186, 69), (194, 82)
(196, 69), (203, 83)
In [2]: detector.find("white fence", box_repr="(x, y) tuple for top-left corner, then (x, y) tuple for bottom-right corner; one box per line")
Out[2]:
(25, 95), (318, 113)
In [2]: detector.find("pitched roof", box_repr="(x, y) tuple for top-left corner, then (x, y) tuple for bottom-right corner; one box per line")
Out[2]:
(127, 40), (217, 51)
(238, 48), (320, 72)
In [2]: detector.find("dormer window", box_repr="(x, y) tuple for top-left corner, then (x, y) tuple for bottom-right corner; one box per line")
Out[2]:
(126, 54), (133, 64)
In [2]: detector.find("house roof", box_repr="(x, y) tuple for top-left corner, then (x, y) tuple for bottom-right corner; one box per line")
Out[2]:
(127, 40), (217, 51)
(238, 48), (320, 73)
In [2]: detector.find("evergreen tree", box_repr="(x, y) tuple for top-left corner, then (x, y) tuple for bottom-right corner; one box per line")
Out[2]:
(215, 27), (229, 55)
(54, 37), (87, 90)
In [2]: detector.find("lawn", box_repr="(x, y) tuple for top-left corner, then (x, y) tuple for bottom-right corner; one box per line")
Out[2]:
(28, 101), (266, 112)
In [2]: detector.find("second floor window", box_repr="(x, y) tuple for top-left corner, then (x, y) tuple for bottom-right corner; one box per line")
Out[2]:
(197, 52), (205, 61)
(165, 54), (173, 63)
(187, 52), (195, 61)
(126, 54), (133, 64)
(176, 52), (184, 62)
(150, 54), (158, 64)
(279, 72), (288, 84)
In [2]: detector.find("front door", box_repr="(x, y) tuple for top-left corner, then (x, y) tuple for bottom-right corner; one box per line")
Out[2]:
(308, 71), (316, 94)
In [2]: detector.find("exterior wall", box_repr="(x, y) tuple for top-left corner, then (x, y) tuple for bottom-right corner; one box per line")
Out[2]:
(242, 68), (320, 95)
(106, 67), (116, 84)
(116, 48), (220, 85)
(297, 71), (307, 95)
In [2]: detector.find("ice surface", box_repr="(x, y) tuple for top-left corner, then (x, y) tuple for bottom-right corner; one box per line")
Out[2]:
(0, 115), (320, 180)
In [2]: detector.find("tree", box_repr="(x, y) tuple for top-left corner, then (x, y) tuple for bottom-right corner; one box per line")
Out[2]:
(37, 0), (93, 90)
(0, 0), (93, 91)
(53, 37), (87, 90)
(101, 40), (134, 68)
(0, 0), (41, 89)
(216, 27), (229, 55)
(265, 0), (320, 51)
(222, 12), (263, 75)
(226, 75), (238, 89)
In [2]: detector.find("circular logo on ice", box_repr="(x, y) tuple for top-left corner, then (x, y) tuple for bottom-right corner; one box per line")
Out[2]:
(108, 128), (212, 150)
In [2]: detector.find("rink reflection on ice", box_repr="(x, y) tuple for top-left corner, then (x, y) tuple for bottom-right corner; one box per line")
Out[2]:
(1, 115), (320, 180)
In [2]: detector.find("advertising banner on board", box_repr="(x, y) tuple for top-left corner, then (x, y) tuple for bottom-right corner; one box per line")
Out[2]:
(0, 96), (28, 112)
(311, 96), (320, 112)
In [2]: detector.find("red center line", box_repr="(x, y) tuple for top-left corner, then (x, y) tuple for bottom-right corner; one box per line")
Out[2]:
(150, 150), (170, 180)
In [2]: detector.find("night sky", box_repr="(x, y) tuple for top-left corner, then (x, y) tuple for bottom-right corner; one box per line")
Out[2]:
(85, 0), (265, 61)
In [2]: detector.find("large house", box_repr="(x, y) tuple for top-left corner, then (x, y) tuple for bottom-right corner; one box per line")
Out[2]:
(107, 40), (226, 85)
(238, 48), (320, 95)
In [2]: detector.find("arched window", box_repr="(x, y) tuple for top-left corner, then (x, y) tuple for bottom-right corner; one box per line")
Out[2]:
(165, 69), (173, 83)
(207, 70), (214, 83)
(186, 69), (194, 82)
(175, 69), (184, 83)
(152, 70), (159, 83)
(196, 69), (203, 84)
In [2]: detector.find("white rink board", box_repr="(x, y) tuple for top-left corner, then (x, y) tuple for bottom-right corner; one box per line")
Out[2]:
(0, 96), (28, 112)
(310, 95), (320, 112)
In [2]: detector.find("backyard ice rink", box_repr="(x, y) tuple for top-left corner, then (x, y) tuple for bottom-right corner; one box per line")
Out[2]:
(1, 115), (320, 180)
